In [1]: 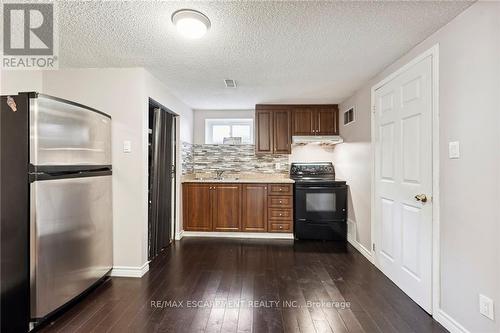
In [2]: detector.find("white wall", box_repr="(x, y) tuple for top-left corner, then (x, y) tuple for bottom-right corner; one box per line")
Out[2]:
(338, 2), (500, 332)
(290, 142), (372, 253)
(1, 67), (194, 273)
(193, 109), (254, 144)
(336, 88), (374, 252)
(0, 70), (44, 94)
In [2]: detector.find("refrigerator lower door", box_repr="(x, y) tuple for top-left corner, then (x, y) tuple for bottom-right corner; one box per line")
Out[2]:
(30, 94), (111, 166)
(30, 175), (112, 320)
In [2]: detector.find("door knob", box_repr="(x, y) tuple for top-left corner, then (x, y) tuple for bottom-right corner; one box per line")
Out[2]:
(415, 194), (428, 203)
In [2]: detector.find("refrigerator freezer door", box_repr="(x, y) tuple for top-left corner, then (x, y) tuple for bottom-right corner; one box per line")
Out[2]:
(30, 95), (111, 166)
(30, 175), (113, 319)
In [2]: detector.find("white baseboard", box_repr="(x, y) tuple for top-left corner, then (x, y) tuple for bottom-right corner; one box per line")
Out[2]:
(111, 261), (149, 278)
(347, 219), (374, 264)
(434, 309), (470, 333)
(175, 230), (184, 240)
(347, 235), (374, 264)
(182, 231), (294, 239)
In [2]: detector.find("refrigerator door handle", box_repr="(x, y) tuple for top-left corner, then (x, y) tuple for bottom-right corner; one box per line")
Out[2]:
(30, 168), (112, 182)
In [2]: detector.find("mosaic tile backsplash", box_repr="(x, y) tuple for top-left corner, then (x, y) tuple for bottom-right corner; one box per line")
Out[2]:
(181, 141), (194, 175)
(181, 142), (289, 174)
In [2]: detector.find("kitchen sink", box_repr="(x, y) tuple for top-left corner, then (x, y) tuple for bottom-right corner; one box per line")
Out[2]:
(194, 177), (240, 181)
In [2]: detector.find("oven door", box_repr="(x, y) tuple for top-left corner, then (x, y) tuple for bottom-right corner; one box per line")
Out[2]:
(294, 183), (347, 223)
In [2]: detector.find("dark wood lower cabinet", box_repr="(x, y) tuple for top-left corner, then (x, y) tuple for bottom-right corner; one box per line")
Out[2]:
(182, 184), (212, 231)
(183, 182), (293, 233)
(241, 184), (268, 232)
(213, 184), (241, 231)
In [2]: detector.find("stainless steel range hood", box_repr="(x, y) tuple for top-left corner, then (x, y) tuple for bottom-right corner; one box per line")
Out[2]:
(292, 135), (344, 145)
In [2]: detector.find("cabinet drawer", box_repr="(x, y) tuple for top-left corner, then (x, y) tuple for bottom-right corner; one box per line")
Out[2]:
(268, 196), (293, 208)
(268, 208), (293, 221)
(268, 184), (293, 196)
(269, 222), (292, 232)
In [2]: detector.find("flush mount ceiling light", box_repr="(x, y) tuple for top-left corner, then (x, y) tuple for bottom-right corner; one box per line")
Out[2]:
(171, 9), (211, 39)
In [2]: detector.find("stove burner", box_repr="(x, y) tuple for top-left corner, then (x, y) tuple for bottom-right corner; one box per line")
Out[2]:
(290, 162), (344, 184)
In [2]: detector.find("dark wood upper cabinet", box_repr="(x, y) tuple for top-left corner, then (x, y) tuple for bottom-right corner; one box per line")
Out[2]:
(292, 108), (315, 135)
(255, 110), (273, 154)
(183, 184), (212, 231)
(273, 110), (291, 154)
(241, 184), (268, 232)
(292, 105), (339, 136)
(317, 107), (339, 135)
(255, 104), (338, 154)
(255, 104), (339, 154)
(255, 106), (291, 154)
(213, 184), (241, 231)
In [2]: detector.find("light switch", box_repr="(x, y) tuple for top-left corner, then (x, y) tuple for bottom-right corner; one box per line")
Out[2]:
(479, 294), (495, 321)
(275, 163), (281, 170)
(448, 141), (460, 159)
(123, 140), (132, 153)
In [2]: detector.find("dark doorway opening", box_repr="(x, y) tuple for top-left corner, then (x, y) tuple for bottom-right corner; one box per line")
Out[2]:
(148, 98), (177, 260)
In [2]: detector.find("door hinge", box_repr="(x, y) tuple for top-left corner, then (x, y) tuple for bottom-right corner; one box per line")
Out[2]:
(372, 105), (376, 113)
(372, 243), (376, 252)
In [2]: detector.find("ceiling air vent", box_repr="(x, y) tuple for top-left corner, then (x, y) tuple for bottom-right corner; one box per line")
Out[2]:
(224, 79), (237, 88)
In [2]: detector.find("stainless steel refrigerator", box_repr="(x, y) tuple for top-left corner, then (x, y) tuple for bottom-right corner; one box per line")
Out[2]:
(1, 92), (113, 332)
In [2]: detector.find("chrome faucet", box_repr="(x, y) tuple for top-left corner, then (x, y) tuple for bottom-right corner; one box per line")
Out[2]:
(215, 170), (226, 179)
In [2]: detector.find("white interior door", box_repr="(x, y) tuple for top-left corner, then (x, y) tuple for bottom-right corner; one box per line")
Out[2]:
(374, 56), (433, 313)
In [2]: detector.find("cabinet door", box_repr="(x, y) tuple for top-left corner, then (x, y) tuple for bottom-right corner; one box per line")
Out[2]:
(292, 108), (315, 135)
(183, 184), (212, 231)
(213, 184), (241, 231)
(317, 107), (339, 135)
(273, 110), (291, 154)
(241, 184), (268, 232)
(255, 110), (273, 153)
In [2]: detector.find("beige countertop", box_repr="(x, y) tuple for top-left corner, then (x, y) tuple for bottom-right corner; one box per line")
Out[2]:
(182, 173), (294, 184)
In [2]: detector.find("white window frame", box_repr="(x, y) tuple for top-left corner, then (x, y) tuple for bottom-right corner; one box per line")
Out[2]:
(205, 118), (254, 144)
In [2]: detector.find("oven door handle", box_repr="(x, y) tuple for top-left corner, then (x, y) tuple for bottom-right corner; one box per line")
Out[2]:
(295, 186), (338, 190)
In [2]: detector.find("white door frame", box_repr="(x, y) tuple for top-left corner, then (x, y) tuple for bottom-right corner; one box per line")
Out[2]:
(370, 44), (440, 314)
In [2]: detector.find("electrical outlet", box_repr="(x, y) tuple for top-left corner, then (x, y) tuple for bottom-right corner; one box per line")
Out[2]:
(479, 294), (495, 321)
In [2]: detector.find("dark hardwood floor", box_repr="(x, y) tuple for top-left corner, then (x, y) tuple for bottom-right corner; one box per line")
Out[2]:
(39, 238), (446, 333)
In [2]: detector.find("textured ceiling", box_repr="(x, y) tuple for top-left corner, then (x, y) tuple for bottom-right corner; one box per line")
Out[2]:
(57, 1), (472, 109)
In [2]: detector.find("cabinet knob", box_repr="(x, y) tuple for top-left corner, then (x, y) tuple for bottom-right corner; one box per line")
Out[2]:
(279, 225), (283, 229)
(279, 213), (283, 216)
(279, 201), (282, 204)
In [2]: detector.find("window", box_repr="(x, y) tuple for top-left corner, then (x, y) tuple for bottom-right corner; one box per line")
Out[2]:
(343, 107), (355, 126)
(205, 119), (253, 144)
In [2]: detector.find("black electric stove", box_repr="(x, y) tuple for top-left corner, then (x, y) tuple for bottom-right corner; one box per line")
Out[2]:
(290, 163), (348, 241)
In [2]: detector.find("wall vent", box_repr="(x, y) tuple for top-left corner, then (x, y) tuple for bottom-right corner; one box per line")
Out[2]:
(343, 107), (355, 125)
(224, 79), (237, 88)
